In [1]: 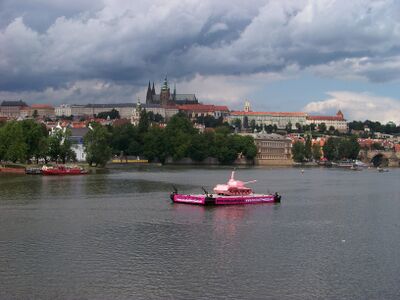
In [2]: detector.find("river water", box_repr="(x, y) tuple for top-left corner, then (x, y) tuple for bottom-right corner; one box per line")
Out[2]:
(0, 166), (399, 299)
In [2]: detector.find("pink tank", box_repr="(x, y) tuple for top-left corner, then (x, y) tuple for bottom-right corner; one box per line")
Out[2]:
(213, 171), (256, 196)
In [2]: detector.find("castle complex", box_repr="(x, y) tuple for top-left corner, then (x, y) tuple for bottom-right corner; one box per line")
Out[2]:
(146, 77), (198, 106)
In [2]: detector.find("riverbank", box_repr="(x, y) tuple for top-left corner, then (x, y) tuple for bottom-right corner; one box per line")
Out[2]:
(0, 162), (103, 175)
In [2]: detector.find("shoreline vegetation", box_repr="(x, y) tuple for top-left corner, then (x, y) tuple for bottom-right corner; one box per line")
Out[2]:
(0, 112), (258, 170)
(1, 111), (398, 173)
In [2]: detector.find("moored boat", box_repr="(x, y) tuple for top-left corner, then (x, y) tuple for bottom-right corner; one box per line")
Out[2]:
(170, 171), (281, 205)
(41, 165), (88, 175)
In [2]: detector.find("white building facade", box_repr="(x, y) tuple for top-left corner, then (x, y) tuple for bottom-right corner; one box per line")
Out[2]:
(306, 110), (347, 132)
(228, 111), (307, 129)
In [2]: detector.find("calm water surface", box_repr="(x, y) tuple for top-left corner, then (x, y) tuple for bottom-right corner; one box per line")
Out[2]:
(0, 166), (399, 299)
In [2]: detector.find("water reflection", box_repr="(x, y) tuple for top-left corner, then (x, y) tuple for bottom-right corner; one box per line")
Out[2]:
(1, 167), (400, 299)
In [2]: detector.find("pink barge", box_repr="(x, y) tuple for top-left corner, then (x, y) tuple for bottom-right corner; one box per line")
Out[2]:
(170, 171), (281, 206)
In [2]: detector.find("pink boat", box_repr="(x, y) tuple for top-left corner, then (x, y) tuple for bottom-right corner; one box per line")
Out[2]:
(170, 171), (281, 205)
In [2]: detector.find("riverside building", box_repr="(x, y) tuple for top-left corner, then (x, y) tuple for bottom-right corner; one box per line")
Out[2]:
(241, 132), (293, 165)
(55, 103), (178, 120)
(229, 101), (307, 129)
(178, 104), (230, 120)
(229, 101), (348, 132)
(306, 110), (348, 132)
(0, 100), (28, 118)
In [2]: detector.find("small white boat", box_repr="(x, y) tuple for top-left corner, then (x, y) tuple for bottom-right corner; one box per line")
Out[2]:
(377, 167), (389, 173)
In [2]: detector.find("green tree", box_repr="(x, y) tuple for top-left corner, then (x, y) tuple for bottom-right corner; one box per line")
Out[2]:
(348, 121), (364, 131)
(312, 143), (321, 161)
(347, 135), (360, 159)
(304, 135), (312, 160)
(32, 109), (39, 118)
(164, 113), (196, 161)
(265, 124), (273, 133)
(188, 133), (210, 162)
(138, 109), (150, 134)
(84, 123), (112, 167)
(215, 134), (238, 164)
(196, 115), (223, 128)
(243, 116), (249, 129)
(97, 109), (120, 120)
(285, 122), (292, 133)
(231, 135), (257, 160)
(48, 128), (75, 163)
(142, 127), (167, 163)
(323, 137), (338, 161)
(146, 111), (165, 123)
(232, 118), (242, 131)
(250, 119), (256, 131)
(215, 125), (232, 136)
(110, 123), (141, 156)
(0, 121), (27, 163)
(318, 122), (327, 133)
(292, 141), (305, 162)
(21, 120), (49, 163)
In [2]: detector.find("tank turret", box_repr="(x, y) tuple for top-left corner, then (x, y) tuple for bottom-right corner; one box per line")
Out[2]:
(213, 171), (256, 196)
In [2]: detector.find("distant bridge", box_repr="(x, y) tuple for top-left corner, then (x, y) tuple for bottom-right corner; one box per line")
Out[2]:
(359, 150), (400, 167)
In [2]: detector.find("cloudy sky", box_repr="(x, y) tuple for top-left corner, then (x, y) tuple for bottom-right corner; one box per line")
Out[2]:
(1, 0), (400, 122)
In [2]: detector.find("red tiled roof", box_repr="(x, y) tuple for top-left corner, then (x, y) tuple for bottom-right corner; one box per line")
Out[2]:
(307, 116), (344, 121)
(231, 111), (306, 117)
(31, 104), (54, 109)
(178, 104), (229, 112)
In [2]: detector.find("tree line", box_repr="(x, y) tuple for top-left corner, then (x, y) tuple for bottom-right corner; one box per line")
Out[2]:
(0, 119), (75, 164)
(292, 135), (360, 162)
(348, 120), (400, 135)
(0, 111), (258, 167)
(85, 111), (257, 166)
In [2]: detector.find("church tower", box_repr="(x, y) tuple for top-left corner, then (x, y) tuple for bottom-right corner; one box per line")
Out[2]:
(244, 100), (251, 112)
(131, 97), (142, 126)
(146, 81), (152, 104)
(172, 82), (176, 102)
(152, 82), (156, 96)
(160, 76), (171, 106)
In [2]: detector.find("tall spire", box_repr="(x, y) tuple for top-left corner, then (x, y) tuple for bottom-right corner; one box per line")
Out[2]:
(173, 82), (176, 101)
(152, 82), (155, 95)
(162, 75), (169, 90)
(146, 81), (152, 103)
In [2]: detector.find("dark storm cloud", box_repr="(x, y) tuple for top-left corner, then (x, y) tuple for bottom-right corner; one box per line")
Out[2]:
(0, 0), (103, 31)
(1, 0), (400, 101)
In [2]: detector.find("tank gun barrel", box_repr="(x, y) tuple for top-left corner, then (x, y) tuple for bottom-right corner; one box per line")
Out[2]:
(242, 180), (257, 185)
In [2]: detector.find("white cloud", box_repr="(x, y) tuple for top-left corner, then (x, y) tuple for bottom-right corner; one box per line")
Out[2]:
(303, 91), (400, 123)
(206, 22), (228, 35)
(172, 72), (284, 107)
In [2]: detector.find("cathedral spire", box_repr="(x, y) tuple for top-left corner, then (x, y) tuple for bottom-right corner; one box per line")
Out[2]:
(152, 82), (155, 95)
(146, 81), (152, 103)
(162, 75), (169, 91)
